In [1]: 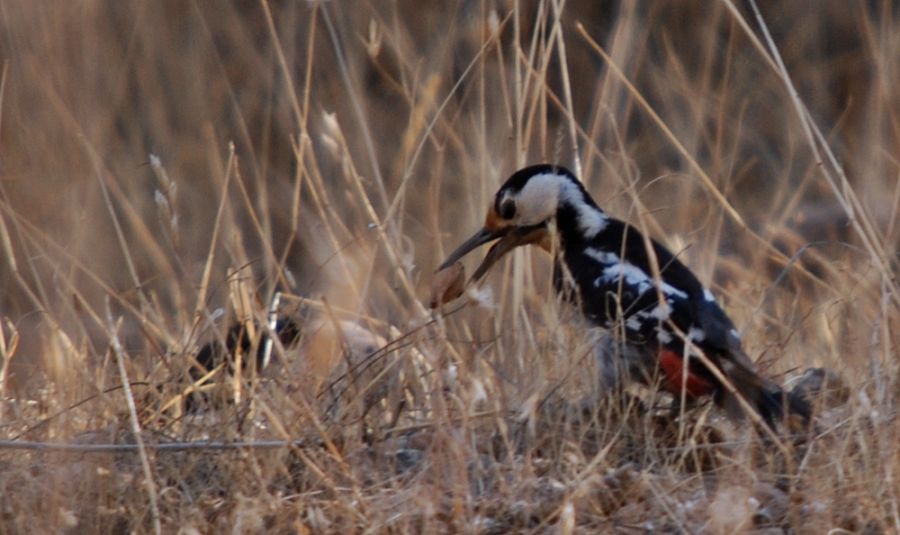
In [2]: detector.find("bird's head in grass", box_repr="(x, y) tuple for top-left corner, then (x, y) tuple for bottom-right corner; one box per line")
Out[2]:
(438, 164), (599, 281)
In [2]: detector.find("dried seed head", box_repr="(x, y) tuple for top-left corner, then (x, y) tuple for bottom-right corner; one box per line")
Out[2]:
(429, 261), (465, 308)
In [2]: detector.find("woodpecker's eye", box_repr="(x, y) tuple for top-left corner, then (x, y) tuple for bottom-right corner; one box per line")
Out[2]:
(499, 199), (516, 220)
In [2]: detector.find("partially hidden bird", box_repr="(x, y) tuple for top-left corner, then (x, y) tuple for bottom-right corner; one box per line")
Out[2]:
(437, 164), (809, 428)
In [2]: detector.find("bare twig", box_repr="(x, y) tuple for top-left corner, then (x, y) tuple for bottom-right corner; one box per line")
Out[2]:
(106, 303), (161, 535)
(0, 438), (318, 453)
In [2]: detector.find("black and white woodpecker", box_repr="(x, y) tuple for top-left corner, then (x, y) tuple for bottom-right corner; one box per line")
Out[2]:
(438, 164), (809, 428)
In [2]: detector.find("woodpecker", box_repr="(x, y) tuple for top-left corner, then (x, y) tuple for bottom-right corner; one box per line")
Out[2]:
(438, 164), (809, 428)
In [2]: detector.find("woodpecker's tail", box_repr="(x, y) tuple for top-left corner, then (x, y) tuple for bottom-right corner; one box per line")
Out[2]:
(755, 382), (811, 429)
(724, 360), (811, 430)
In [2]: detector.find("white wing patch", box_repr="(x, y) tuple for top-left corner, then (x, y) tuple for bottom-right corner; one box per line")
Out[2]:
(633, 300), (673, 322)
(585, 248), (618, 264)
(703, 288), (716, 302)
(688, 327), (706, 342)
(655, 327), (673, 344)
(584, 248), (689, 300)
(648, 301), (672, 320)
(660, 281), (688, 300)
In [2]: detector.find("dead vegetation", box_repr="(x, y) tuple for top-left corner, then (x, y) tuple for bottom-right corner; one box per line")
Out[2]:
(0, 1), (897, 533)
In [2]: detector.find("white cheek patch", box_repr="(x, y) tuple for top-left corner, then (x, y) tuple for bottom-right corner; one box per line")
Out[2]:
(513, 173), (562, 225)
(515, 172), (608, 236)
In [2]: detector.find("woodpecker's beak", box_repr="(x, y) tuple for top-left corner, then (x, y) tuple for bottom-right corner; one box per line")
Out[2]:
(439, 224), (548, 282)
(438, 226), (511, 271)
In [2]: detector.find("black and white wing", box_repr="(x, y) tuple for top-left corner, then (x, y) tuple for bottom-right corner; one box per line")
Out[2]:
(561, 219), (740, 356)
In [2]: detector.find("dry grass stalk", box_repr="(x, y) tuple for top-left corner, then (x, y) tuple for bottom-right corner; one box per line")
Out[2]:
(0, 1), (896, 532)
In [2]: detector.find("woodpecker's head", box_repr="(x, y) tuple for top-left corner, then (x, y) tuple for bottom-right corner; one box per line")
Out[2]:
(439, 164), (591, 280)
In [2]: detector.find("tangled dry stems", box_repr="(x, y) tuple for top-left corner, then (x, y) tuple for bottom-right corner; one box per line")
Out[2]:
(0, 1), (897, 533)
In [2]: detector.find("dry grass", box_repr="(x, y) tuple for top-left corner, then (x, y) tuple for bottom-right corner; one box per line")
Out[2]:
(0, 1), (898, 533)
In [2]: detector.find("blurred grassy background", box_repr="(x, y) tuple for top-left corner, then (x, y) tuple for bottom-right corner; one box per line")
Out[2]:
(0, 1), (897, 532)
